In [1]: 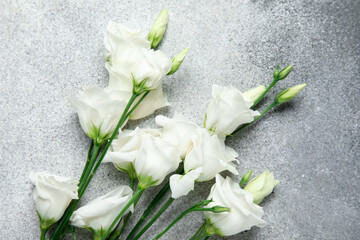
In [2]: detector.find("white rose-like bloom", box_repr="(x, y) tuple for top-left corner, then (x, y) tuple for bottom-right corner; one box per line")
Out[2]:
(106, 47), (171, 119)
(104, 22), (150, 61)
(204, 85), (260, 137)
(170, 128), (239, 198)
(103, 127), (181, 189)
(204, 174), (266, 236)
(29, 172), (78, 225)
(135, 134), (181, 188)
(68, 86), (128, 144)
(103, 128), (161, 176)
(104, 22), (172, 119)
(108, 46), (172, 90)
(70, 186), (133, 238)
(155, 114), (202, 157)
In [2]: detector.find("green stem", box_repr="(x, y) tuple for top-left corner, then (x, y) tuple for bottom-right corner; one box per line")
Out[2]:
(129, 176), (135, 190)
(195, 232), (209, 240)
(40, 228), (47, 240)
(78, 93), (141, 199)
(50, 143), (102, 240)
(51, 93), (141, 240)
(125, 91), (150, 119)
(110, 180), (139, 240)
(126, 165), (184, 240)
(231, 101), (278, 136)
(189, 223), (206, 240)
(79, 141), (94, 184)
(153, 208), (217, 240)
(251, 78), (277, 108)
(78, 143), (102, 190)
(133, 197), (175, 240)
(126, 183), (170, 240)
(101, 188), (145, 240)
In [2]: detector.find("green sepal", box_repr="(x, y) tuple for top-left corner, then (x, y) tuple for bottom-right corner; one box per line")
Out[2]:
(137, 175), (158, 190)
(239, 169), (253, 187)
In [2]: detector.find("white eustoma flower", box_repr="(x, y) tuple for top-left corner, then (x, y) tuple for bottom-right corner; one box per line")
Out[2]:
(155, 114), (202, 157)
(107, 46), (172, 90)
(103, 127), (181, 189)
(68, 86), (128, 144)
(135, 133), (181, 188)
(70, 186), (133, 239)
(104, 22), (150, 61)
(103, 128), (161, 176)
(170, 128), (239, 198)
(104, 22), (172, 119)
(204, 174), (266, 236)
(29, 172), (78, 226)
(204, 85), (260, 137)
(244, 170), (279, 204)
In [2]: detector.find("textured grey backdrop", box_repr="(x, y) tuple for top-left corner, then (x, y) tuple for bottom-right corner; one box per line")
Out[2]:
(1, 0), (359, 239)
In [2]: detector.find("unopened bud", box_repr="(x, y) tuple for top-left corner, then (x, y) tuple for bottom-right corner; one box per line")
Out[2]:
(273, 65), (280, 79)
(275, 83), (307, 104)
(244, 170), (279, 204)
(148, 9), (169, 49)
(210, 205), (231, 213)
(277, 65), (293, 80)
(243, 86), (266, 103)
(167, 48), (189, 75)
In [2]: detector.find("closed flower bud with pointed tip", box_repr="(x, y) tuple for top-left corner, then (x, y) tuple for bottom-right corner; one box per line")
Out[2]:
(273, 64), (280, 79)
(244, 170), (279, 204)
(167, 48), (189, 75)
(243, 85), (266, 102)
(210, 206), (231, 213)
(275, 83), (307, 104)
(277, 65), (293, 80)
(148, 9), (169, 49)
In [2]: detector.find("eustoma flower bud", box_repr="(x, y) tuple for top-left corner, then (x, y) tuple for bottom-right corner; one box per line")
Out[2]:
(243, 85), (266, 102)
(204, 85), (260, 138)
(70, 186), (133, 239)
(203, 174), (266, 236)
(167, 48), (189, 75)
(29, 172), (78, 230)
(244, 169), (279, 204)
(275, 84), (307, 104)
(277, 64), (293, 80)
(148, 9), (169, 49)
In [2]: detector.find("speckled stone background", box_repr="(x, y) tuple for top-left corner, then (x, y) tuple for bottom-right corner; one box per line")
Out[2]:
(1, 0), (359, 239)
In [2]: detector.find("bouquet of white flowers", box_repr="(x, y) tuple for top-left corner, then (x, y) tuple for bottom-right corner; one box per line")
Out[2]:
(30, 10), (306, 240)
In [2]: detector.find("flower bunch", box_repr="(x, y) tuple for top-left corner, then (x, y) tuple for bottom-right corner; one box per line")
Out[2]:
(29, 10), (306, 240)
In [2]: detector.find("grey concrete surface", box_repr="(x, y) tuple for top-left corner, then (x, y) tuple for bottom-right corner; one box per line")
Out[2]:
(1, 0), (359, 239)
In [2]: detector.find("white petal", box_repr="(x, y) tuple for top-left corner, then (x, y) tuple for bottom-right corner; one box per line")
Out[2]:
(170, 167), (202, 199)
